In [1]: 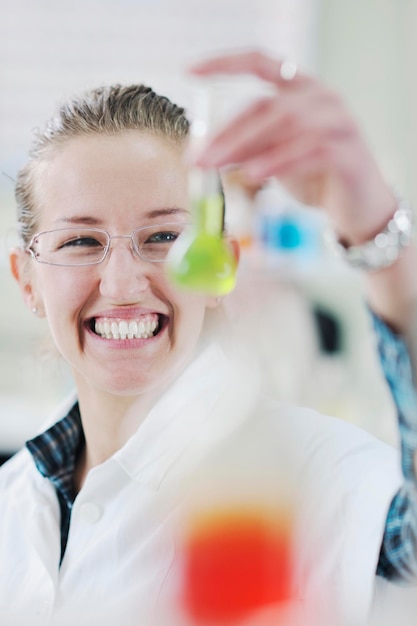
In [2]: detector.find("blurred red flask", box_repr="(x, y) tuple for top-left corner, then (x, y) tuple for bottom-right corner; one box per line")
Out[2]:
(181, 507), (294, 624)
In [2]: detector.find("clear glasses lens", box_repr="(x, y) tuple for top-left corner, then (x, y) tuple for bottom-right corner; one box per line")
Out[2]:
(29, 228), (108, 266)
(28, 223), (190, 266)
(133, 223), (189, 262)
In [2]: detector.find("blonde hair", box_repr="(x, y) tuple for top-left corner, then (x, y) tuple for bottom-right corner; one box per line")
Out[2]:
(15, 84), (190, 245)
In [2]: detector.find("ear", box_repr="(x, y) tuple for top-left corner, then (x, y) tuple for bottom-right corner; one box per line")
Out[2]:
(206, 235), (240, 309)
(9, 247), (44, 316)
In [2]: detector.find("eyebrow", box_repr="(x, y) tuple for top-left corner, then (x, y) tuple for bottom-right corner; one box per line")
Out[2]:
(53, 207), (190, 226)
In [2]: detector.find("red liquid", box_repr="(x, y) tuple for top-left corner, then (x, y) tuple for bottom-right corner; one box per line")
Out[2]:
(182, 510), (294, 623)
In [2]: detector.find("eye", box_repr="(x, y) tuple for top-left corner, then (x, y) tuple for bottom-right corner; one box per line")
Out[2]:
(145, 230), (180, 244)
(59, 236), (104, 249)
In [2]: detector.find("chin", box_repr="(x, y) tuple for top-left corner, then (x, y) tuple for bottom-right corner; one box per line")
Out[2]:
(96, 368), (176, 399)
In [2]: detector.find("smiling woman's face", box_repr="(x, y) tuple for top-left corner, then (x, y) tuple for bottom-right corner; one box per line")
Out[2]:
(18, 130), (218, 398)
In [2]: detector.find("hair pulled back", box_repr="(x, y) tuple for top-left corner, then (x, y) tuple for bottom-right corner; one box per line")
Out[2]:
(15, 84), (190, 245)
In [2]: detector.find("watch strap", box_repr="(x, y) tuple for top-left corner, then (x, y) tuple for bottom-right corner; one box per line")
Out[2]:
(333, 198), (414, 271)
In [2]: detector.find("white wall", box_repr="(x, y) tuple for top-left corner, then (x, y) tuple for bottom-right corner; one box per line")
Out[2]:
(0, 0), (318, 187)
(317, 0), (414, 203)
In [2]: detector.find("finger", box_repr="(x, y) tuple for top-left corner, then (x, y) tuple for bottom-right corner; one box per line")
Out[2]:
(196, 93), (354, 170)
(243, 129), (356, 181)
(188, 49), (311, 89)
(241, 139), (335, 189)
(255, 157), (332, 209)
(195, 96), (295, 167)
(242, 135), (375, 216)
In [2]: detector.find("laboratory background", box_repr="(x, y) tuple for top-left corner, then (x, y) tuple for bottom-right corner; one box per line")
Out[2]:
(0, 0), (416, 461)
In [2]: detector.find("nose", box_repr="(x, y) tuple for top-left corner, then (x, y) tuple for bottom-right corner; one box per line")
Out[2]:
(98, 238), (152, 301)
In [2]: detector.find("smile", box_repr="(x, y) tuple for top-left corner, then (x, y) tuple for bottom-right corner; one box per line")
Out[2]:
(93, 314), (161, 340)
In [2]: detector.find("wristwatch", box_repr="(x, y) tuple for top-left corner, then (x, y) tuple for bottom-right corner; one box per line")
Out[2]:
(333, 197), (414, 271)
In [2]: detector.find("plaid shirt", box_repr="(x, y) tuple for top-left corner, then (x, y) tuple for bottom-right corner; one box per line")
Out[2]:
(26, 403), (84, 563)
(27, 313), (417, 578)
(372, 312), (417, 581)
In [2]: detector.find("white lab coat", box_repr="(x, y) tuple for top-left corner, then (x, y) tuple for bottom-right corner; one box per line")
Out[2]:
(0, 339), (402, 626)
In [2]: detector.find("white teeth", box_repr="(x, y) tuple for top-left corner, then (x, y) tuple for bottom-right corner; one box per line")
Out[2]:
(94, 316), (159, 340)
(128, 321), (137, 339)
(119, 321), (128, 339)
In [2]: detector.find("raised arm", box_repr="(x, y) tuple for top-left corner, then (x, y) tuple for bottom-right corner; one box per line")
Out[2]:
(188, 49), (417, 582)
(189, 50), (417, 336)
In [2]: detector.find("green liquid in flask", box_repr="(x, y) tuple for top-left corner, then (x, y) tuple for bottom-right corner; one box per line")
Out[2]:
(167, 190), (237, 296)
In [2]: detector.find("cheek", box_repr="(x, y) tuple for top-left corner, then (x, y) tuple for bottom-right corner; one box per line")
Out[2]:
(162, 273), (208, 328)
(175, 293), (209, 340)
(38, 269), (93, 321)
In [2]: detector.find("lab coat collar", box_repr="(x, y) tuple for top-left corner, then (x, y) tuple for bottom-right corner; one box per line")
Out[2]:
(112, 340), (235, 490)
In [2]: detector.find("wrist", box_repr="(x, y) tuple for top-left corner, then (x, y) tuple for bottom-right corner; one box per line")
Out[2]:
(330, 197), (414, 272)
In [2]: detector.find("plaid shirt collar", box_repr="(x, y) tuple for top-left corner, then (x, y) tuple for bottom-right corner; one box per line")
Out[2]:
(26, 402), (84, 507)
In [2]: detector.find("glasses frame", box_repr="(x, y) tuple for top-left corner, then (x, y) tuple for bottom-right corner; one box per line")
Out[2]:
(25, 222), (192, 267)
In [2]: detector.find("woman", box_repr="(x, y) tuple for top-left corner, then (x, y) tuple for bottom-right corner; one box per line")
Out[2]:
(1, 51), (416, 625)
